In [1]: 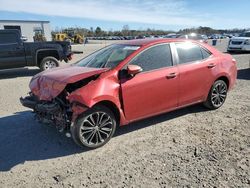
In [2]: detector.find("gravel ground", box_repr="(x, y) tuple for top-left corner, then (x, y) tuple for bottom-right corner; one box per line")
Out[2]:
(0, 39), (249, 187)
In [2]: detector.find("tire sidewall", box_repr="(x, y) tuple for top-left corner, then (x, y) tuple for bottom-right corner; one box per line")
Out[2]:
(207, 80), (228, 109)
(40, 56), (59, 71)
(71, 105), (117, 149)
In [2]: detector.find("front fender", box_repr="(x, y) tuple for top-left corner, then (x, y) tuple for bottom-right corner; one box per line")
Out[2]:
(68, 72), (120, 107)
(67, 73), (128, 125)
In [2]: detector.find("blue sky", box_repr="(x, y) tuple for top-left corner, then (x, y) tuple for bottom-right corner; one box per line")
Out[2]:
(0, 0), (249, 31)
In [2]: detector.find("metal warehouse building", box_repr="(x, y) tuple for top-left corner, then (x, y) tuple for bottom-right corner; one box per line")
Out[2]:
(0, 20), (52, 42)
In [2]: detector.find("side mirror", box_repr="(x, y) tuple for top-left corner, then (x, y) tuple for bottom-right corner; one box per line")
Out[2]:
(127, 65), (142, 76)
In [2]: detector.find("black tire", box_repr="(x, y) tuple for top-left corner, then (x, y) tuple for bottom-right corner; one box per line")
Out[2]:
(78, 38), (83, 44)
(227, 50), (235, 54)
(40, 56), (59, 71)
(203, 80), (228, 110)
(71, 105), (117, 149)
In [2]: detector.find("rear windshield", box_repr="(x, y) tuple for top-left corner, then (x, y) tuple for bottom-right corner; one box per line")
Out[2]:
(77, 44), (140, 69)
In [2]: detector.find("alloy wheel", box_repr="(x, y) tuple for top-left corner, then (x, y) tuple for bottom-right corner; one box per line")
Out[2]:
(79, 111), (114, 147)
(211, 81), (227, 108)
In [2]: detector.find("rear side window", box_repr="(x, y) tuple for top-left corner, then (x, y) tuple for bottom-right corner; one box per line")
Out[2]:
(0, 33), (17, 44)
(130, 44), (172, 72)
(176, 43), (203, 64)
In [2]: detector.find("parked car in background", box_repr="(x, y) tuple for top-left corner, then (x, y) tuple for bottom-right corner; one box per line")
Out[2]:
(221, 34), (233, 39)
(208, 34), (221, 39)
(164, 33), (180, 38)
(0, 29), (72, 71)
(21, 38), (237, 149)
(227, 31), (250, 53)
(178, 33), (208, 43)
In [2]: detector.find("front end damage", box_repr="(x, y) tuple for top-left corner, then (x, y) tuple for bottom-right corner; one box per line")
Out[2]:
(20, 66), (108, 133)
(20, 91), (79, 132)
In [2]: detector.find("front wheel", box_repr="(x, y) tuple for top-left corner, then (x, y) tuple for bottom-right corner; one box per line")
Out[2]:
(40, 56), (59, 71)
(71, 105), (117, 149)
(203, 80), (228, 110)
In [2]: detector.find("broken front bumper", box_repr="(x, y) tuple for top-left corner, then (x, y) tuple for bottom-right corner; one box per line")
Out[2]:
(20, 95), (37, 109)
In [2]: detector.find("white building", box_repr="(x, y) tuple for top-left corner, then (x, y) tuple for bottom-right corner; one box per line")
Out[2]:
(0, 20), (51, 42)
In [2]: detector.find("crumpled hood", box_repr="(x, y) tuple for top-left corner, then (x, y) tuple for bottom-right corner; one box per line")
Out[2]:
(30, 65), (108, 101)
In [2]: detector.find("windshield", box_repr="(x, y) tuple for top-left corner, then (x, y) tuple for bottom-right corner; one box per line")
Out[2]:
(239, 32), (250, 37)
(77, 44), (140, 68)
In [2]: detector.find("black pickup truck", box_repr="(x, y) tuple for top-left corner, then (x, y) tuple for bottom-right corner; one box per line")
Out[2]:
(0, 29), (72, 71)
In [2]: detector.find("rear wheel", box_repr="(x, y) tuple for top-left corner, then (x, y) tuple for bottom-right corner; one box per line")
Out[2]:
(40, 56), (59, 71)
(71, 105), (117, 149)
(77, 38), (83, 44)
(203, 80), (228, 110)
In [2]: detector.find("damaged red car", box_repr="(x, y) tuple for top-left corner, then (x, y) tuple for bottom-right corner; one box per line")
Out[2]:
(20, 39), (237, 148)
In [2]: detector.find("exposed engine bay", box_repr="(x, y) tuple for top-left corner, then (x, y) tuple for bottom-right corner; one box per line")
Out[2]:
(20, 67), (105, 133)
(21, 92), (71, 132)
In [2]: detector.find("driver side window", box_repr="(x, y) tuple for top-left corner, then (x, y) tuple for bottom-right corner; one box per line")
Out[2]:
(106, 49), (128, 68)
(130, 44), (173, 72)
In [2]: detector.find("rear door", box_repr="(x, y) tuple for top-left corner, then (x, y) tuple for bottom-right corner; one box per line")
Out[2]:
(120, 44), (179, 122)
(0, 31), (26, 69)
(174, 42), (215, 106)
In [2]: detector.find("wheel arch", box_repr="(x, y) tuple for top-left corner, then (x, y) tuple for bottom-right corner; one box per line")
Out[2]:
(204, 74), (230, 101)
(215, 75), (230, 88)
(93, 100), (121, 124)
(36, 49), (60, 66)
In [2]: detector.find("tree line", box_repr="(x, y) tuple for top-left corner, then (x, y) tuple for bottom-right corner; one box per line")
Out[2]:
(53, 25), (250, 37)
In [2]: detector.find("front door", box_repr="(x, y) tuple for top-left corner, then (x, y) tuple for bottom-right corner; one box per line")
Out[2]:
(120, 44), (179, 122)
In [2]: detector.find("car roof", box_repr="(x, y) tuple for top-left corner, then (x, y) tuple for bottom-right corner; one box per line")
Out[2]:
(117, 38), (220, 56)
(118, 38), (192, 46)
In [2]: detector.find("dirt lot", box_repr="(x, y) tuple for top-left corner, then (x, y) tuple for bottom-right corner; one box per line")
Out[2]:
(0, 39), (249, 187)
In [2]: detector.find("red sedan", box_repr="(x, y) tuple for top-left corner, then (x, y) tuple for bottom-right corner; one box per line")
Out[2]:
(20, 39), (237, 148)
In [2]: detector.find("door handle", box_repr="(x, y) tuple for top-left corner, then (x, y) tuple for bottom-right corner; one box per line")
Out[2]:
(166, 73), (177, 79)
(207, 63), (216, 68)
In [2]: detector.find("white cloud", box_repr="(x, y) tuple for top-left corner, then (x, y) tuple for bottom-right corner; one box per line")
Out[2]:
(0, 0), (212, 26)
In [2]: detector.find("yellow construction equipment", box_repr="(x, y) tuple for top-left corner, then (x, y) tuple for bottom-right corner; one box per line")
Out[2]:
(66, 29), (84, 44)
(52, 30), (84, 44)
(73, 33), (84, 44)
(53, 33), (68, 42)
(33, 33), (46, 42)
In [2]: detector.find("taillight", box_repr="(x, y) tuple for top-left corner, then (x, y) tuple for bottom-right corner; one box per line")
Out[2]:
(67, 53), (73, 60)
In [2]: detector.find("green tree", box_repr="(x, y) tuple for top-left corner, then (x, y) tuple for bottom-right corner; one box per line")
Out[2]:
(95, 27), (102, 36)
